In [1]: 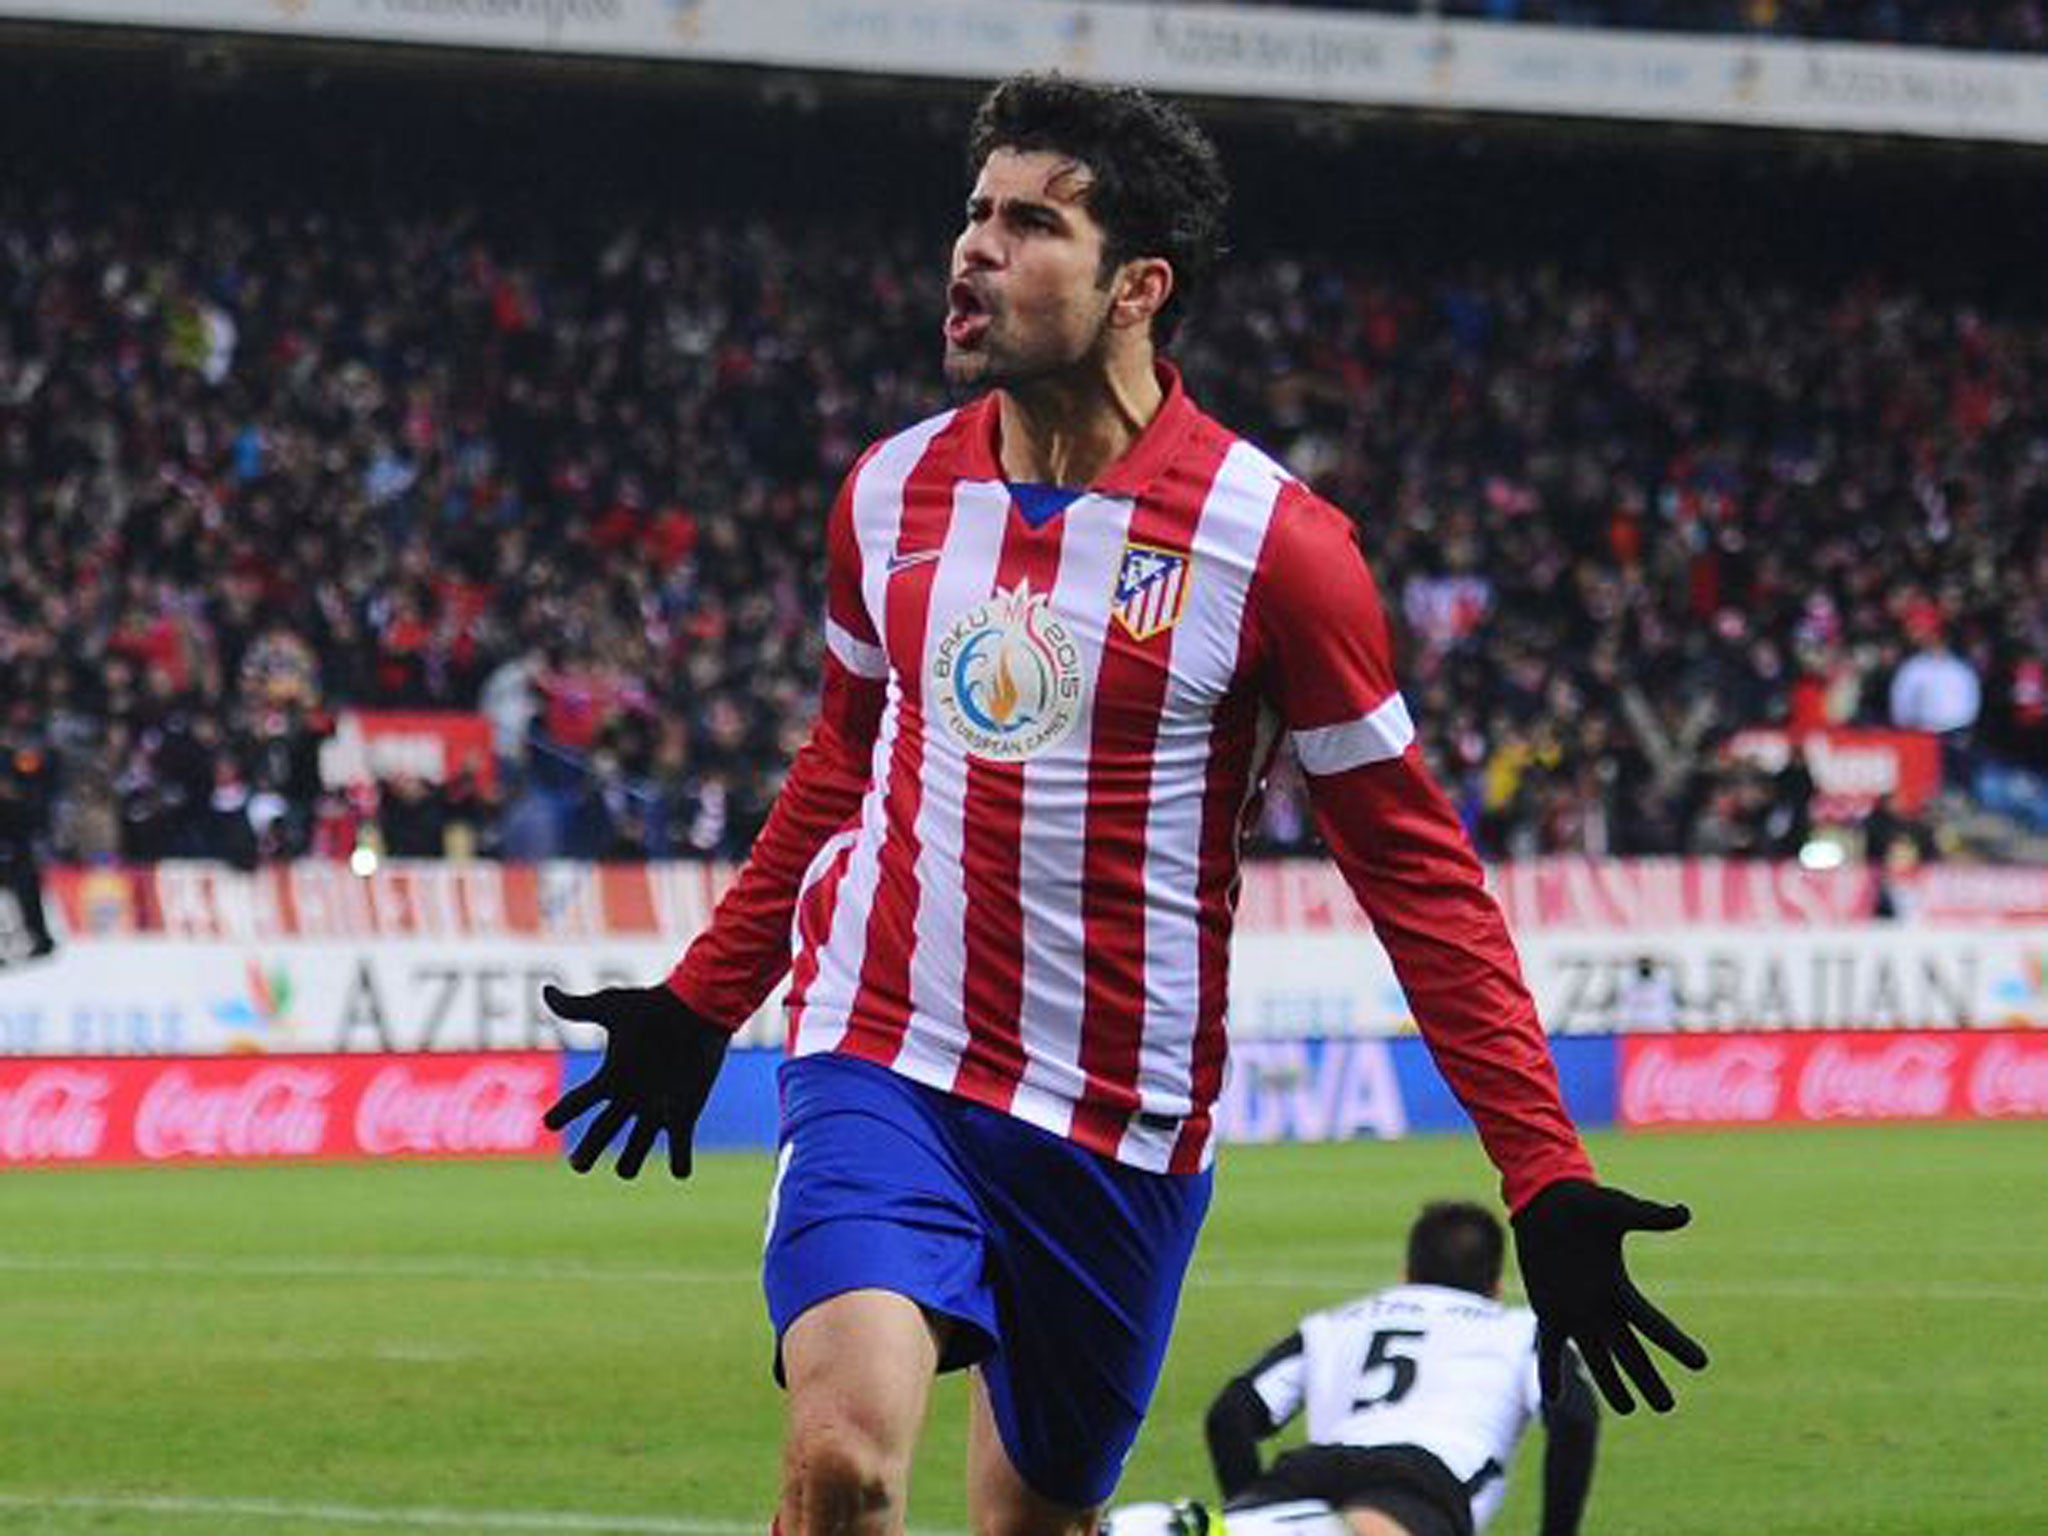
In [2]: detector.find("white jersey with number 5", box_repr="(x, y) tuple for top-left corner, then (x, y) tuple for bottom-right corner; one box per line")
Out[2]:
(1246, 1283), (1543, 1530)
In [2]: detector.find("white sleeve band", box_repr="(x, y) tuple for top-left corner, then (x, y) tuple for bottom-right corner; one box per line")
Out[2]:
(826, 616), (888, 680)
(1251, 1344), (1307, 1425)
(1290, 691), (1415, 776)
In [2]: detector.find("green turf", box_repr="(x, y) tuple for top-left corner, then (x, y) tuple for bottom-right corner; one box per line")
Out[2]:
(2, 1122), (2045, 1534)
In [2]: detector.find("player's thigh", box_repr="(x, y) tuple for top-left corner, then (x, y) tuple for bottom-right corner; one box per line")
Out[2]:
(765, 1054), (1003, 1375)
(963, 1113), (1210, 1509)
(1235, 1447), (1466, 1536)
(1341, 1512), (1415, 1536)
(781, 1287), (946, 1478)
(965, 1366), (1098, 1536)
(1338, 1486), (1464, 1536)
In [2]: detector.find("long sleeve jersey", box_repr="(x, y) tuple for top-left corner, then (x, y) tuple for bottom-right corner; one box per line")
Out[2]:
(671, 364), (1591, 1200)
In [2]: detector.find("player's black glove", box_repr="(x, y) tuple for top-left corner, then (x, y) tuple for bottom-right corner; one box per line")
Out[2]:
(1512, 1178), (1708, 1415)
(540, 983), (731, 1180)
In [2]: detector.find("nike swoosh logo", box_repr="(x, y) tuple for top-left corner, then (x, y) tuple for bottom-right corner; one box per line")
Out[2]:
(885, 549), (943, 575)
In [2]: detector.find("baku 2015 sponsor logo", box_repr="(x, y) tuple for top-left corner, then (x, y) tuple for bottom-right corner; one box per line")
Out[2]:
(930, 581), (1084, 762)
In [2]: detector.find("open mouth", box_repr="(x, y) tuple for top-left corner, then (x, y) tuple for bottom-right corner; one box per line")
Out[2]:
(944, 280), (992, 348)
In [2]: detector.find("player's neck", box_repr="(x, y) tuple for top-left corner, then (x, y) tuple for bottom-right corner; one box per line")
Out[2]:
(995, 349), (1162, 489)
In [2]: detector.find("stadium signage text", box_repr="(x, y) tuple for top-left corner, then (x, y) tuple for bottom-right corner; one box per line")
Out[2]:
(7, 2), (2048, 145)
(50, 860), (2044, 944)
(9, 861), (2043, 1055)
(1543, 944), (1984, 1033)
(5, 1029), (2040, 1165)
(1619, 1030), (2048, 1128)
(0, 1052), (558, 1165)
(1213, 1037), (1407, 1145)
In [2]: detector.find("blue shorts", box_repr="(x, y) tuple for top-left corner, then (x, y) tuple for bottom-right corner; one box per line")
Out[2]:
(763, 1052), (1213, 1508)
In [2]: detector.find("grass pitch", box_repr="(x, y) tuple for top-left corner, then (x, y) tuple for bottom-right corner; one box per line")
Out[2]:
(2, 1122), (2044, 1534)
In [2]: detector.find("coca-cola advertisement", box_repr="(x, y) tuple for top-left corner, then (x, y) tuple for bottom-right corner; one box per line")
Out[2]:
(0, 1052), (558, 1166)
(1621, 1030), (2048, 1128)
(0, 1065), (112, 1163)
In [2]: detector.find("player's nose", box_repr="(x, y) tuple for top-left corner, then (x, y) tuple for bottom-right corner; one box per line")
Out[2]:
(954, 221), (1001, 272)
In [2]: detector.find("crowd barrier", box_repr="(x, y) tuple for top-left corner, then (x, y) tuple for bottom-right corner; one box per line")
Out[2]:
(4, 860), (2044, 1055)
(2, 860), (2041, 1165)
(8, 1029), (2048, 1166)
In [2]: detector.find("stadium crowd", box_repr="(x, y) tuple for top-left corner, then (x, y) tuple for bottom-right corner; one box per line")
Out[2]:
(1146, 0), (2048, 54)
(1, 94), (2043, 873)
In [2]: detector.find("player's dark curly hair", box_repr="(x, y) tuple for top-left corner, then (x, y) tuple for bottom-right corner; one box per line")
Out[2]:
(966, 73), (1229, 346)
(1407, 1201), (1507, 1297)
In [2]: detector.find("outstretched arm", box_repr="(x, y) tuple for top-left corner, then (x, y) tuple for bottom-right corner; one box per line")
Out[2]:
(1249, 484), (1706, 1411)
(1304, 747), (1593, 1210)
(1250, 484), (1590, 1210)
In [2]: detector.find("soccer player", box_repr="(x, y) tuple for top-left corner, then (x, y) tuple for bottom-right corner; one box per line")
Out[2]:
(540, 74), (1705, 1536)
(1197, 1201), (1598, 1536)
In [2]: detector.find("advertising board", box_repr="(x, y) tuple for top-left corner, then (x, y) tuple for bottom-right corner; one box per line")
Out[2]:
(0, 1051), (558, 1165)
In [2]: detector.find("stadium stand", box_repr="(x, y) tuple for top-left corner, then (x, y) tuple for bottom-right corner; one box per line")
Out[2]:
(1, 46), (2042, 870)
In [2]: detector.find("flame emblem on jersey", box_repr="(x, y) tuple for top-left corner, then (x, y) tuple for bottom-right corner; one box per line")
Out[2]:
(1111, 542), (1192, 642)
(930, 580), (1084, 761)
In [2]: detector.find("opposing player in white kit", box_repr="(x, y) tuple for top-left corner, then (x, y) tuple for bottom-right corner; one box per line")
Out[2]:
(1105, 1204), (1595, 1536)
(1212, 1202), (1596, 1535)
(540, 74), (1702, 1536)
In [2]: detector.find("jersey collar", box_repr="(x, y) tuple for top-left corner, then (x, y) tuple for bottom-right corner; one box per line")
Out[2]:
(955, 360), (1198, 501)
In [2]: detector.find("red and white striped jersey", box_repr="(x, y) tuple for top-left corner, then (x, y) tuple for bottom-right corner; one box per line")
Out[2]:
(672, 366), (1590, 1199)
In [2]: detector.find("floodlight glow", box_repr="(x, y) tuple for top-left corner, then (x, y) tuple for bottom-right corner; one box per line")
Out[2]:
(1798, 839), (1845, 870)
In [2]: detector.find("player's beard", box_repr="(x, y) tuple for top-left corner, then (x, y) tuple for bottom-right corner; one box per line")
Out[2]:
(943, 291), (1116, 399)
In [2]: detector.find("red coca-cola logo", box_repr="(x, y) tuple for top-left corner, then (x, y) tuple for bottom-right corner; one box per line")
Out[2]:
(135, 1065), (334, 1159)
(1623, 1041), (1785, 1124)
(1967, 1040), (2048, 1117)
(1796, 1040), (1955, 1120)
(0, 1068), (113, 1162)
(354, 1061), (552, 1155)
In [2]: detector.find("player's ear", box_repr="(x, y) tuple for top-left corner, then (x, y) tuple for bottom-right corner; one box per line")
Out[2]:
(1110, 256), (1173, 333)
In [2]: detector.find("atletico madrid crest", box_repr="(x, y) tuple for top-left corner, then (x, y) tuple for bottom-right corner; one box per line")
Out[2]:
(1111, 542), (1192, 642)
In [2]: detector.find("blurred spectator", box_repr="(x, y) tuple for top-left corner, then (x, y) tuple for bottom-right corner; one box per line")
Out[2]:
(377, 774), (447, 859)
(1618, 956), (1678, 1031)
(238, 623), (322, 711)
(1764, 745), (1815, 857)
(480, 648), (542, 771)
(1863, 791), (1941, 918)
(1889, 618), (1985, 791)
(439, 766), (498, 862)
(0, 742), (58, 960)
(1890, 626), (1983, 736)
